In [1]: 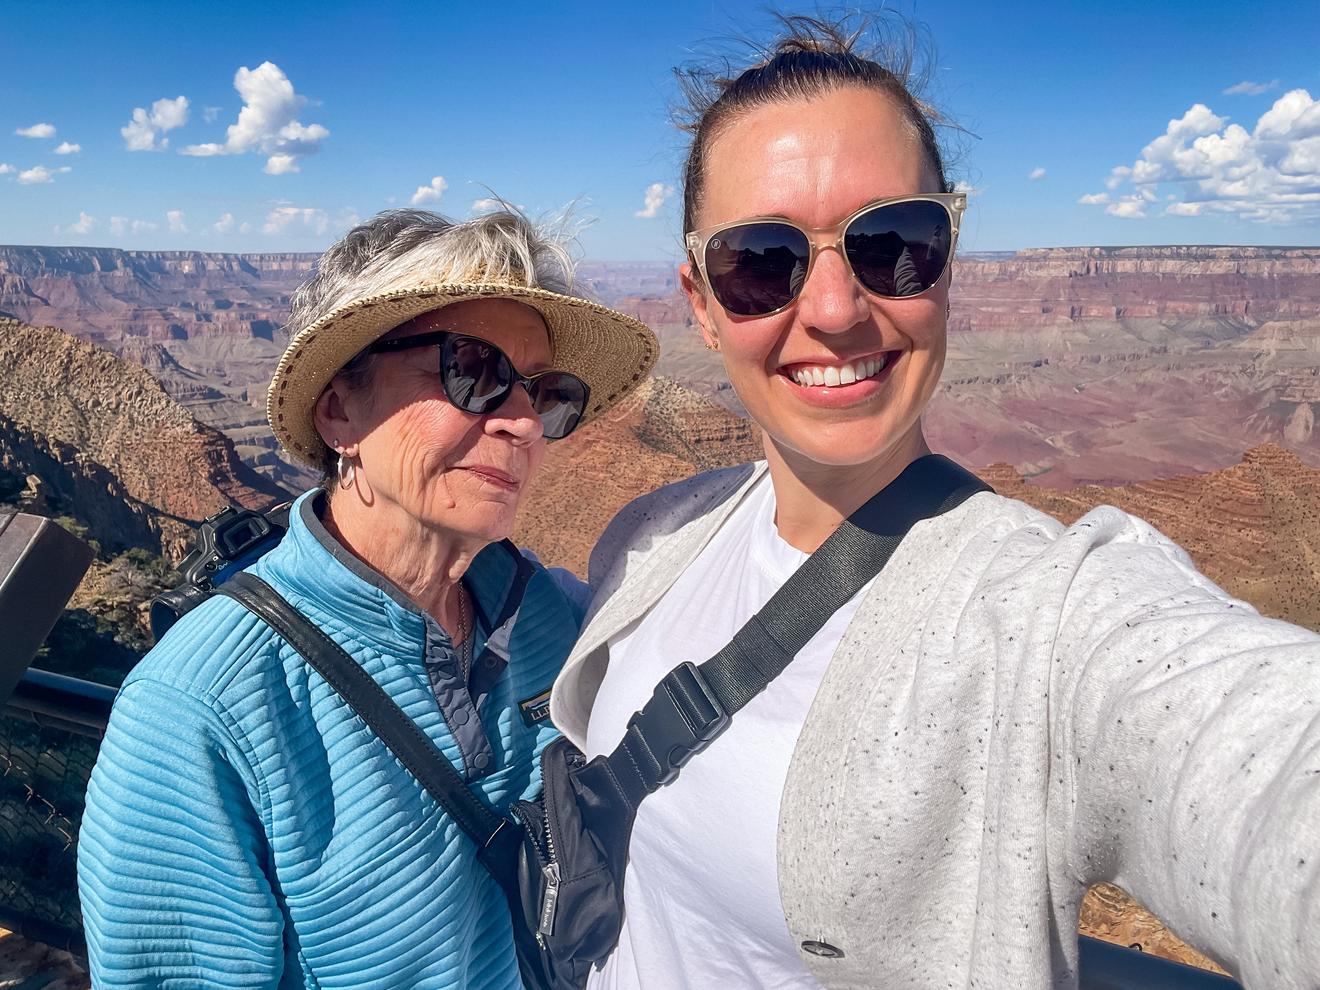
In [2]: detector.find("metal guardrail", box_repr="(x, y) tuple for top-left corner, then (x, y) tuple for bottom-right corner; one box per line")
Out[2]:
(1, 673), (103, 958)
(0, 513), (95, 708)
(6, 669), (115, 739)
(1079, 934), (1242, 988)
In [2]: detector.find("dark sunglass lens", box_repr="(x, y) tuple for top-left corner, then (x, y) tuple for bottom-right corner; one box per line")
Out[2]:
(845, 200), (952, 298)
(440, 335), (513, 413)
(705, 223), (811, 317)
(526, 372), (588, 439)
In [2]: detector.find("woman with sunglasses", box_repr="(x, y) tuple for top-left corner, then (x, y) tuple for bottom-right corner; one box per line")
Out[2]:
(550, 16), (1320, 990)
(78, 208), (656, 989)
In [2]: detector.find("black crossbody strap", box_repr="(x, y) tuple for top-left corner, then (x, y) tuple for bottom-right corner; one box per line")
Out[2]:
(608, 454), (990, 800)
(218, 571), (506, 851)
(704, 454), (988, 711)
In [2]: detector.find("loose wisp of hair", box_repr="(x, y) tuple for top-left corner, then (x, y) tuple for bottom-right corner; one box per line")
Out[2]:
(673, 11), (970, 235)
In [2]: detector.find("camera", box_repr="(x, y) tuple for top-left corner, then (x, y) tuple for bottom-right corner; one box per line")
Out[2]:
(149, 504), (289, 641)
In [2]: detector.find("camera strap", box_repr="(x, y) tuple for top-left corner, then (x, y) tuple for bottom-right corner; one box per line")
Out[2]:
(218, 571), (509, 849)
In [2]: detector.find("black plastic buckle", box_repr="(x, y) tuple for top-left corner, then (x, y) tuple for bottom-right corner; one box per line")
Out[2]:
(625, 662), (730, 787)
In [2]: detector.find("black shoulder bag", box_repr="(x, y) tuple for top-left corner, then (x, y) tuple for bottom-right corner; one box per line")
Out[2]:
(219, 454), (989, 990)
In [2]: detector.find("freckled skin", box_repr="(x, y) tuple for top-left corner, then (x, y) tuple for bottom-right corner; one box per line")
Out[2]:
(341, 298), (551, 546)
(682, 87), (951, 544)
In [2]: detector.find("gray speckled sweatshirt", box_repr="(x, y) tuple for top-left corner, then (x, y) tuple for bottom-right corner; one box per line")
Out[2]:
(551, 461), (1320, 989)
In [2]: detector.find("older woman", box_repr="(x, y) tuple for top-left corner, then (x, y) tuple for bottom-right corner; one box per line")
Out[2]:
(550, 17), (1320, 990)
(77, 208), (656, 989)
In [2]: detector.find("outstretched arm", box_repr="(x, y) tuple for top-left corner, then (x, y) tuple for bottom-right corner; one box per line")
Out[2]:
(1055, 521), (1320, 988)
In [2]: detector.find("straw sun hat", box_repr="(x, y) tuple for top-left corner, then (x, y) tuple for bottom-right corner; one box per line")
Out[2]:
(267, 277), (659, 469)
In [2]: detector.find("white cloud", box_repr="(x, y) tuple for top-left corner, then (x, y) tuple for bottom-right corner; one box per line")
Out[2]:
(953, 179), (985, 198)
(635, 182), (674, 218)
(54, 141), (81, 155)
(121, 96), (190, 151)
(1078, 192), (1110, 205)
(108, 216), (156, 235)
(263, 206), (330, 236)
(182, 63), (328, 174)
(1028, 166), (1047, 181)
(67, 212), (97, 235)
(411, 175), (448, 205)
(1224, 79), (1279, 96)
(202, 105), (221, 123)
(1096, 89), (1320, 223)
(167, 210), (187, 233)
(239, 221), (252, 234)
(0, 164), (13, 175)
(15, 123), (55, 139)
(264, 154), (299, 175)
(1106, 197), (1148, 219)
(1105, 166), (1131, 190)
(18, 166), (55, 184)
(214, 212), (235, 233)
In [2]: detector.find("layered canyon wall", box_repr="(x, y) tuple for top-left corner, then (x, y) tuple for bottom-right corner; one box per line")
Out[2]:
(0, 247), (314, 346)
(0, 319), (288, 557)
(3, 244), (1320, 492)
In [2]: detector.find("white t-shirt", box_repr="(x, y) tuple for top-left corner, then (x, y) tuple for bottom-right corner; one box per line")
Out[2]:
(584, 476), (874, 990)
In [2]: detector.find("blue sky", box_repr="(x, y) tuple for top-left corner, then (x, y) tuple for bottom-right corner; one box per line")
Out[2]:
(3, 0), (1318, 260)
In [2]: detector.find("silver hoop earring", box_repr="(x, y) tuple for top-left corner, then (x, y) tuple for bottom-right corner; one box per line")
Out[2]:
(337, 452), (356, 490)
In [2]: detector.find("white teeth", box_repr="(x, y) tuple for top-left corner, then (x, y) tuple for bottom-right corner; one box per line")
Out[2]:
(788, 353), (891, 388)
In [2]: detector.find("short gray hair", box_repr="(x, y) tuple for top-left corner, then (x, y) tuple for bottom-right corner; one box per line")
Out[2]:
(291, 207), (581, 480)
(288, 207), (578, 337)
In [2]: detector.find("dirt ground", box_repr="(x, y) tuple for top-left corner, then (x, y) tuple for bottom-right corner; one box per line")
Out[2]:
(1079, 883), (1233, 976)
(0, 927), (87, 988)
(3, 887), (1234, 986)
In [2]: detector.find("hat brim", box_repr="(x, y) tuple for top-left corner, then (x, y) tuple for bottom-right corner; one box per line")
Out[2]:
(268, 282), (659, 468)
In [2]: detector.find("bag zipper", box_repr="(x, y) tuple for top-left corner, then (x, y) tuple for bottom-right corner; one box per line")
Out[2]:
(536, 860), (561, 946)
(512, 743), (566, 947)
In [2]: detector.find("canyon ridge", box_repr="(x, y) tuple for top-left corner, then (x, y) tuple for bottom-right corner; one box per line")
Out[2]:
(4, 244), (1319, 492)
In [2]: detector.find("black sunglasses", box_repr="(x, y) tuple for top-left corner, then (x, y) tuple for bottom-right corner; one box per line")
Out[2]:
(685, 193), (966, 318)
(366, 330), (589, 440)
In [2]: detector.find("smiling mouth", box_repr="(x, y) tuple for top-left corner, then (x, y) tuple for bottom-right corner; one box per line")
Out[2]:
(460, 466), (522, 489)
(781, 351), (895, 387)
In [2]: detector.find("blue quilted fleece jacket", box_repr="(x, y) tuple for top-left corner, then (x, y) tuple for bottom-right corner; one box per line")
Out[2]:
(78, 489), (582, 989)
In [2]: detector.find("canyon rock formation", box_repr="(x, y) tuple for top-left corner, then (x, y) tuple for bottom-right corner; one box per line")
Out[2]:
(0, 319), (287, 558)
(4, 244), (1319, 493)
(514, 377), (763, 574)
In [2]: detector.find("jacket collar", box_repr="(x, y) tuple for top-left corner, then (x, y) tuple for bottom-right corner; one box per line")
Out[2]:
(259, 489), (524, 659)
(551, 462), (766, 746)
